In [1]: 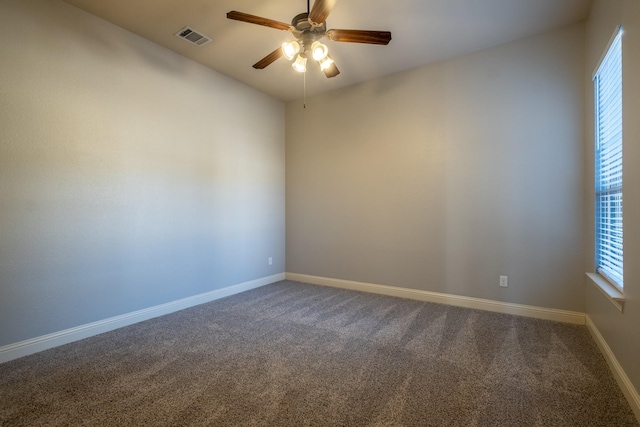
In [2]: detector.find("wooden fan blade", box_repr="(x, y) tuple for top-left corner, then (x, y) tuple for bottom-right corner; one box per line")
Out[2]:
(308, 0), (337, 25)
(326, 29), (392, 45)
(227, 11), (293, 31)
(253, 47), (283, 69)
(322, 60), (340, 78)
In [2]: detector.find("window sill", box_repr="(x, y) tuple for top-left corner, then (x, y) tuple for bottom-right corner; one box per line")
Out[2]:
(586, 272), (625, 312)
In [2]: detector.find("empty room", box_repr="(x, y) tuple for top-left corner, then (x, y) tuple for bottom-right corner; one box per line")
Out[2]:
(1, 0), (639, 425)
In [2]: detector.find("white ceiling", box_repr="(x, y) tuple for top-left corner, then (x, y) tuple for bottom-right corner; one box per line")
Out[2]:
(62, 0), (592, 101)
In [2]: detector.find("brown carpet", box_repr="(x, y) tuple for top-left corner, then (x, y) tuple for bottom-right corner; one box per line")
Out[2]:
(1, 280), (637, 426)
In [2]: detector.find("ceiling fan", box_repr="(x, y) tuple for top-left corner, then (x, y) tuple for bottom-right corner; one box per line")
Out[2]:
(227, 0), (392, 78)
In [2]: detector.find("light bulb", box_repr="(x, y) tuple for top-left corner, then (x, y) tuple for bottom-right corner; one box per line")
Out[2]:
(319, 56), (334, 71)
(282, 41), (300, 61)
(292, 53), (307, 72)
(311, 41), (328, 61)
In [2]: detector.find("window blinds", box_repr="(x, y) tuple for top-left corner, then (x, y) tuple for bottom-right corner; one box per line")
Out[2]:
(594, 28), (623, 288)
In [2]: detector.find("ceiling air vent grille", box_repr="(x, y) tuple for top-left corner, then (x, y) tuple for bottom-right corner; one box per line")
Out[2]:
(175, 26), (212, 47)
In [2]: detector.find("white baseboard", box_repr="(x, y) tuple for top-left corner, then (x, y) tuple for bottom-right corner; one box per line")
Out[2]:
(0, 273), (285, 364)
(285, 272), (586, 325)
(586, 316), (640, 422)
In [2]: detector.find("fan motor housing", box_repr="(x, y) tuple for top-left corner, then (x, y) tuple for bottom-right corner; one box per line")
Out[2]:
(291, 12), (327, 47)
(292, 13), (326, 33)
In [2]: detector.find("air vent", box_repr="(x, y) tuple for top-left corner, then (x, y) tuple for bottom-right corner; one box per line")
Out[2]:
(175, 26), (212, 47)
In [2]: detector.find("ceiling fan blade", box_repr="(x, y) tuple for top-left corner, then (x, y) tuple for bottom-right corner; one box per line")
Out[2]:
(253, 48), (283, 69)
(308, 0), (337, 25)
(326, 29), (392, 45)
(227, 11), (293, 31)
(322, 60), (340, 78)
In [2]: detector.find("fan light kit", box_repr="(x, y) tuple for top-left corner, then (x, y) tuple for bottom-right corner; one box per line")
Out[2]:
(227, 0), (392, 78)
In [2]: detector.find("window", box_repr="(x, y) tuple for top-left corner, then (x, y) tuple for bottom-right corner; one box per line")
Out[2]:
(594, 27), (623, 289)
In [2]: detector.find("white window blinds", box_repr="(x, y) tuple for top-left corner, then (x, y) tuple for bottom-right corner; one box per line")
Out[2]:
(594, 27), (623, 288)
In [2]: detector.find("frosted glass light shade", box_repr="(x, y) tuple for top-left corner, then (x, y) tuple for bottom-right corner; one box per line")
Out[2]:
(292, 53), (307, 72)
(311, 41), (329, 61)
(282, 41), (301, 60)
(319, 56), (334, 71)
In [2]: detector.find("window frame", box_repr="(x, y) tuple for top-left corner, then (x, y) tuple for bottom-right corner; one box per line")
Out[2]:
(593, 25), (624, 293)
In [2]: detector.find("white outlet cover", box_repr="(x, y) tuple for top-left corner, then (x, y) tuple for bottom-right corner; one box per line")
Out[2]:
(500, 276), (508, 287)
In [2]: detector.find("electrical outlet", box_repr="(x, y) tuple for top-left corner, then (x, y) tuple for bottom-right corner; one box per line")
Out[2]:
(268, 257), (273, 266)
(500, 276), (508, 288)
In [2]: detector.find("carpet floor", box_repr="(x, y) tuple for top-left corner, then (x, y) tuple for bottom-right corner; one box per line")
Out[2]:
(1, 280), (638, 426)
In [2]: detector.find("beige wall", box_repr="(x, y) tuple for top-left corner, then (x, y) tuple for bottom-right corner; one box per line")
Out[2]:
(286, 23), (586, 312)
(0, 0), (285, 346)
(585, 0), (640, 402)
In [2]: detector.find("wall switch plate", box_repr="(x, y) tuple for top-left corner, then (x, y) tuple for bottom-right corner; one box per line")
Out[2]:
(268, 257), (273, 266)
(500, 276), (508, 288)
